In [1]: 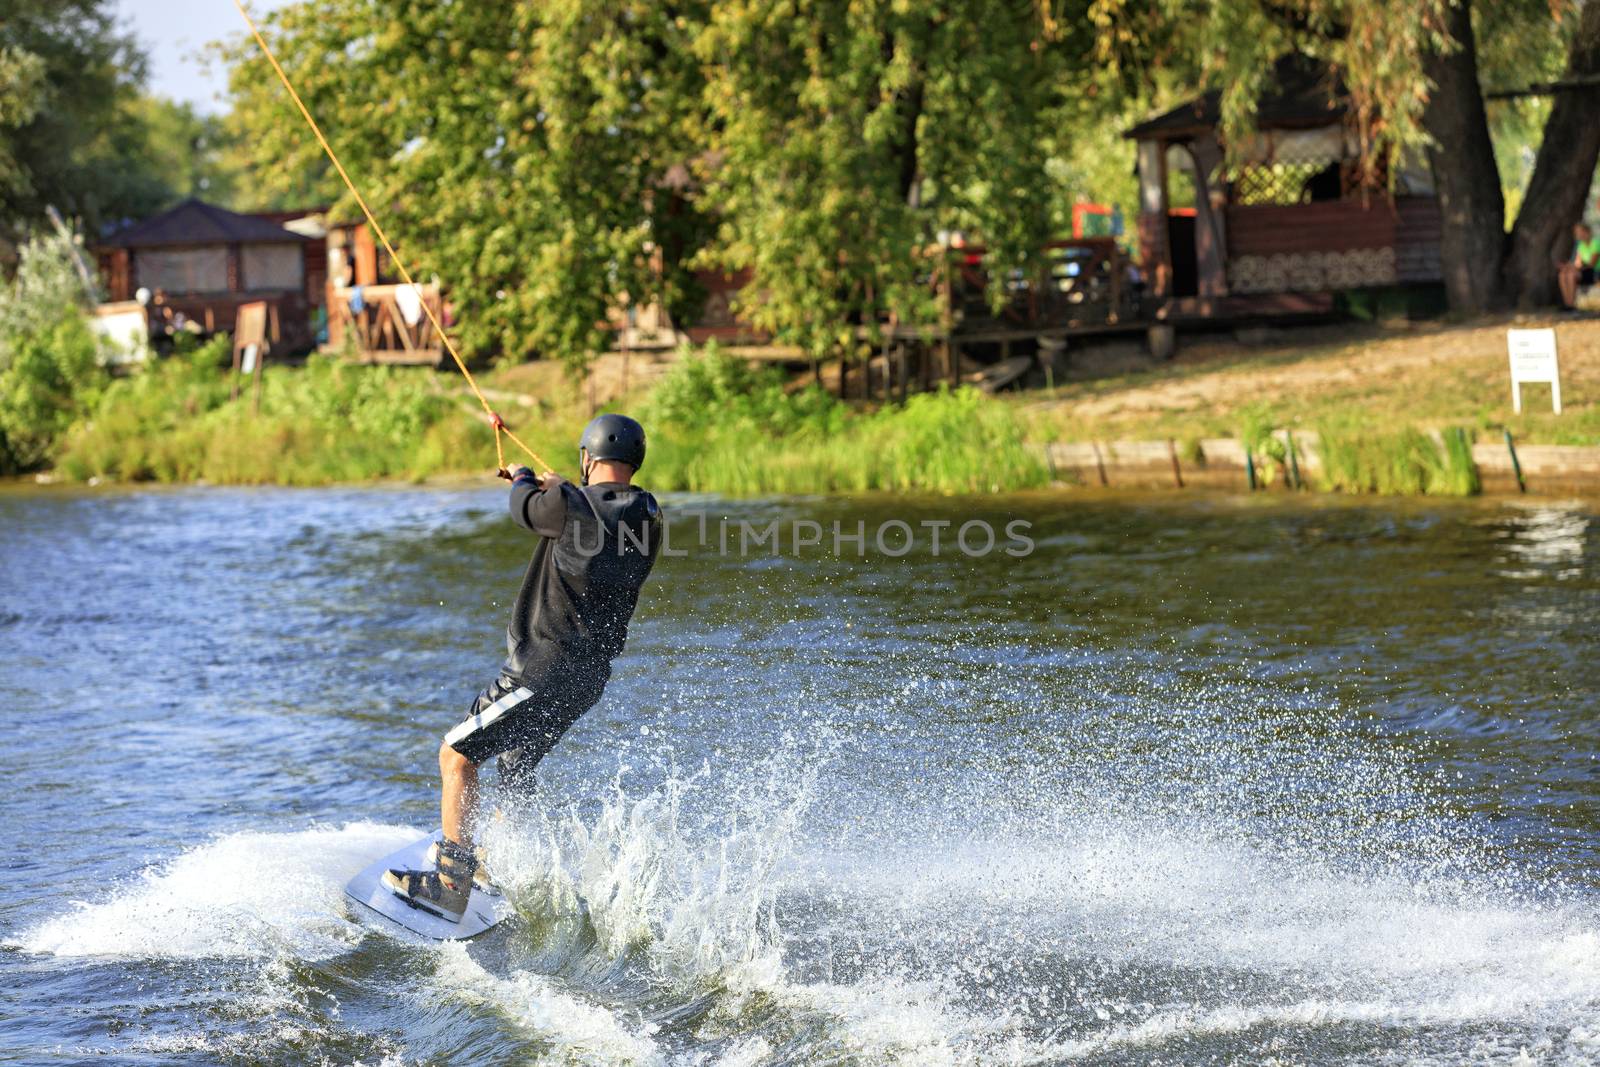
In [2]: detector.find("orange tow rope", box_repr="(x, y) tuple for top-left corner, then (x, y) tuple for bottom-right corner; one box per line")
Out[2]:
(231, 0), (553, 478)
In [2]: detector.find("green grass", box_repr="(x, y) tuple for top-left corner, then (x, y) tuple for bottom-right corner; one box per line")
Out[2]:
(1015, 319), (1600, 449)
(1313, 422), (1480, 496)
(45, 319), (1591, 496)
(635, 347), (1046, 494)
(1014, 318), (1600, 496)
(55, 343), (494, 485)
(646, 388), (1047, 495)
(48, 342), (1047, 494)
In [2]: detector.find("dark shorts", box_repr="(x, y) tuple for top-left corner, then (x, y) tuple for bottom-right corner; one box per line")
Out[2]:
(1582, 266), (1595, 287)
(444, 668), (609, 767)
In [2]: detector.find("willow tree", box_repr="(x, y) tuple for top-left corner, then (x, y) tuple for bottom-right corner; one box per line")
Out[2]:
(693, 1), (1059, 361)
(224, 1), (711, 366)
(224, 0), (1064, 366)
(1087, 0), (1600, 312)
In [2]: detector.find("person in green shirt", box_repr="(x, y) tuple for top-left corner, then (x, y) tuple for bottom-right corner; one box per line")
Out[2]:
(1558, 222), (1600, 309)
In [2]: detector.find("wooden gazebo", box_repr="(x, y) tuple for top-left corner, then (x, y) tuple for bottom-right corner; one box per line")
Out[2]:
(1124, 55), (1443, 322)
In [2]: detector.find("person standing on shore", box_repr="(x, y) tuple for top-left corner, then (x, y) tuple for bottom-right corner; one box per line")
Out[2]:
(1558, 221), (1599, 309)
(382, 414), (664, 921)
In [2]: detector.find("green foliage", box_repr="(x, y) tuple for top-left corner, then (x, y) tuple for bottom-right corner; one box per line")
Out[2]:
(0, 1), (208, 238)
(1085, 0), (1455, 168)
(1240, 405), (1286, 463)
(50, 340), (1042, 494)
(0, 309), (103, 471)
(115, 96), (239, 209)
(223, 1), (711, 369)
(224, 1), (1067, 366)
(646, 369), (1046, 495)
(695, 1), (1057, 355)
(55, 350), (491, 485)
(0, 229), (107, 471)
(1313, 421), (1478, 496)
(1081, 0), (1590, 208)
(644, 345), (842, 438)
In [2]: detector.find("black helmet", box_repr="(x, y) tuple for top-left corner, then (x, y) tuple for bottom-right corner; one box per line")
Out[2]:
(579, 413), (646, 471)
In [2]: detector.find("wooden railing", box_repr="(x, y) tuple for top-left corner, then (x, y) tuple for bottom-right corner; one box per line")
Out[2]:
(325, 281), (445, 365)
(946, 238), (1140, 335)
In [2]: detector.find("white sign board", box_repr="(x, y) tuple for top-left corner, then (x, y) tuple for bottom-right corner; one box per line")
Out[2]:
(1508, 328), (1561, 414)
(239, 343), (260, 375)
(90, 304), (150, 365)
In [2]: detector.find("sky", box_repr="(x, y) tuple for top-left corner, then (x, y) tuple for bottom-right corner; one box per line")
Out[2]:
(115, 0), (290, 113)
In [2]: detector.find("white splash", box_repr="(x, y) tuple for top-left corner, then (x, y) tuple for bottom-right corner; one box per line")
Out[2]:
(16, 821), (418, 959)
(435, 942), (665, 1066)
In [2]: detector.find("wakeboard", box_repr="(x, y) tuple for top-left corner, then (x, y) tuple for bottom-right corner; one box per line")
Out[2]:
(344, 829), (512, 940)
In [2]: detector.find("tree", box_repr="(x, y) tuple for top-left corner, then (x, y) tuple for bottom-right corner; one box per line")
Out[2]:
(695, 0), (1059, 359)
(0, 1), (242, 245)
(223, 1), (711, 367)
(120, 97), (239, 210)
(222, 0), (1065, 366)
(1497, 0), (1600, 307)
(0, 0), (147, 238)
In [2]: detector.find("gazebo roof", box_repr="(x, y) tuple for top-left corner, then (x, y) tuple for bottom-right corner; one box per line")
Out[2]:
(101, 199), (313, 249)
(1123, 55), (1347, 141)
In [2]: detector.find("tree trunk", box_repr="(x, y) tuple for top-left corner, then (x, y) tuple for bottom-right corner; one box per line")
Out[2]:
(1503, 0), (1600, 307)
(1420, 0), (1507, 312)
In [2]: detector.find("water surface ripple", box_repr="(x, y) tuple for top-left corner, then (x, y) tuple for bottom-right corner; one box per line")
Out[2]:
(2, 487), (1597, 1065)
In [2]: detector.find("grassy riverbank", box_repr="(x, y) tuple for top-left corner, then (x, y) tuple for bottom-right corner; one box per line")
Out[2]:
(20, 313), (1600, 497)
(1008, 315), (1600, 496)
(1017, 316), (1600, 448)
(45, 342), (1046, 494)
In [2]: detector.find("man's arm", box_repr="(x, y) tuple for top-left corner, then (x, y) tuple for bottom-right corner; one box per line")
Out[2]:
(508, 468), (568, 537)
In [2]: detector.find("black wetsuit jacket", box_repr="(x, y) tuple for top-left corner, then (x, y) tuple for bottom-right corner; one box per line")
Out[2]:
(503, 471), (663, 685)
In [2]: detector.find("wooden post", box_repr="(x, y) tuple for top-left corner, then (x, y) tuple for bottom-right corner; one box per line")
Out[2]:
(353, 225), (378, 286)
(232, 301), (269, 404)
(1167, 438), (1184, 488)
(251, 344), (266, 415)
(1108, 246), (1124, 324)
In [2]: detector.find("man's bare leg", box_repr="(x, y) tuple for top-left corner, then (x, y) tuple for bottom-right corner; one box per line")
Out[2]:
(1560, 264), (1578, 308)
(439, 740), (479, 849)
(379, 742), (482, 919)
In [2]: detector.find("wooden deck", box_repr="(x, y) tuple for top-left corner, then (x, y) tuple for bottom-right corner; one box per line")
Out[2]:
(326, 281), (447, 365)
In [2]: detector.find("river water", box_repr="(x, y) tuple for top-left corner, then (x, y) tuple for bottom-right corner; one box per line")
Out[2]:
(2, 485), (1597, 1065)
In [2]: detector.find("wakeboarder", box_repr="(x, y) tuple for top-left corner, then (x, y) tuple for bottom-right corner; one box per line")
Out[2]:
(382, 414), (663, 921)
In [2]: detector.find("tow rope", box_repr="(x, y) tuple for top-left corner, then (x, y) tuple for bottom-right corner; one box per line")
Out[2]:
(231, 0), (553, 478)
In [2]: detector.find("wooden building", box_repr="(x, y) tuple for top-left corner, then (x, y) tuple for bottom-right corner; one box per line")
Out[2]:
(96, 199), (318, 351)
(320, 221), (447, 365)
(1123, 55), (1443, 323)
